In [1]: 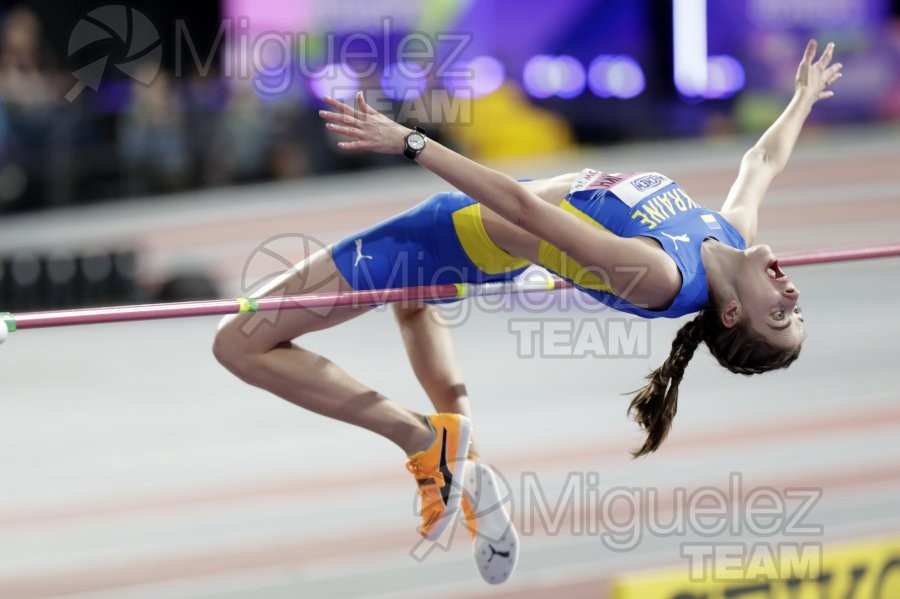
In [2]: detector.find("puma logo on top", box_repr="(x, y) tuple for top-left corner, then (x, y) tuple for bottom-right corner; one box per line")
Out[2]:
(662, 232), (690, 250)
(353, 238), (373, 266)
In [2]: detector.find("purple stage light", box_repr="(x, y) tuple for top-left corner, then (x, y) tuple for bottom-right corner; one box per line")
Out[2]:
(523, 55), (586, 99)
(673, 0), (708, 97)
(444, 55), (505, 98)
(705, 55), (745, 99)
(309, 63), (359, 100)
(523, 55), (557, 98)
(588, 56), (614, 98)
(381, 63), (428, 101)
(588, 55), (645, 99)
(555, 55), (586, 98)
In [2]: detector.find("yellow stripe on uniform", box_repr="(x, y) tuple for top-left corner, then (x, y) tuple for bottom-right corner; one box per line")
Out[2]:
(452, 202), (530, 275)
(537, 199), (614, 293)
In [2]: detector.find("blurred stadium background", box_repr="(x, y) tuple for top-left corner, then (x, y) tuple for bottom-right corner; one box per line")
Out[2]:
(1, 1), (899, 598)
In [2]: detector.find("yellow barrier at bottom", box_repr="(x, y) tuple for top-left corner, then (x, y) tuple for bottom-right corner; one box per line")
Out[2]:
(613, 537), (900, 599)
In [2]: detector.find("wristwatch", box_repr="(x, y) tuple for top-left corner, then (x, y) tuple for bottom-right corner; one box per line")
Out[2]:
(403, 127), (427, 160)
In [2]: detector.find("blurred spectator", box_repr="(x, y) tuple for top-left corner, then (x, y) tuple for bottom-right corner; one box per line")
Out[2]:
(0, 3), (895, 214)
(266, 90), (316, 180)
(0, 7), (58, 106)
(875, 19), (900, 121)
(117, 66), (191, 194)
(0, 5), (65, 210)
(182, 70), (226, 186)
(201, 78), (273, 185)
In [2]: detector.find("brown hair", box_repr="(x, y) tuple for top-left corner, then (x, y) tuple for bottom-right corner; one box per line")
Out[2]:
(627, 304), (801, 458)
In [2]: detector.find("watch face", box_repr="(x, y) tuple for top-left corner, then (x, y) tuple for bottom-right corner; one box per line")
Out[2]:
(408, 133), (426, 150)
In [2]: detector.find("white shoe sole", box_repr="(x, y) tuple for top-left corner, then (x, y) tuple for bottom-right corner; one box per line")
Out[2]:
(465, 460), (519, 584)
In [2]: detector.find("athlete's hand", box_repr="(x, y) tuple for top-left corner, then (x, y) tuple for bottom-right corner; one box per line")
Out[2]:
(319, 92), (410, 154)
(795, 39), (842, 103)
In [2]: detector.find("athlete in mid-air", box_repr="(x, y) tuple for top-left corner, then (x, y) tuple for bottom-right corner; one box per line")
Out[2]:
(213, 40), (840, 583)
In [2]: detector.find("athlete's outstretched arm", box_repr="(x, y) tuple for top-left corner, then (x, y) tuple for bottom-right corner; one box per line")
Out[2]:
(320, 93), (549, 228)
(721, 39), (842, 244)
(319, 94), (678, 302)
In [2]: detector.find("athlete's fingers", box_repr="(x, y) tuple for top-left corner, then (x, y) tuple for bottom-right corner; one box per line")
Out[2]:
(820, 90), (835, 100)
(336, 139), (370, 151)
(825, 63), (843, 79)
(323, 95), (362, 119)
(803, 39), (817, 64)
(356, 91), (369, 114)
(324, 122), (362, 138)
(356, 90), (380, 116)
(319, 109), (362, 128)
(323, 95), (355, 113)
(319, 110), (359, 127)
(816, 41), (835, 67)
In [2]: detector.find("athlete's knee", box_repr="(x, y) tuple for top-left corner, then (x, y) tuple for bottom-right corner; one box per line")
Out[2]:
(392, 301), (429, 324)
(213, 315), (253, 373)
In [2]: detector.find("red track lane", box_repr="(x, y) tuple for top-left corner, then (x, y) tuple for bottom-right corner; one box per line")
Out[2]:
(2, 400), (900, 530)
(1, 461), (898, 599)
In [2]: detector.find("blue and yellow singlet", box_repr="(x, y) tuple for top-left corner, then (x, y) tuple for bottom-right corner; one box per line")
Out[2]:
(331, 169), (746, 318)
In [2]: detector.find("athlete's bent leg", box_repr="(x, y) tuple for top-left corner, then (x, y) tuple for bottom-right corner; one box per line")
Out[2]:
(393, 301), (519, 583)
(213, 247), (471, 540)
(392, 302), (480, 457)
(213, 248), (430, 454)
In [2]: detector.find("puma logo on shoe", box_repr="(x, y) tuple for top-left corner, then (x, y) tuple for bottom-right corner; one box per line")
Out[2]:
(487, 544), (511, 563)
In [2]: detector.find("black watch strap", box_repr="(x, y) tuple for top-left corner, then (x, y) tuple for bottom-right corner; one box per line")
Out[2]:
(403, 126), (427, 160)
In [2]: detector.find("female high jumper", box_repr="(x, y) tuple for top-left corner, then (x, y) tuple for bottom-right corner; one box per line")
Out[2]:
(213, 40), (841, 584)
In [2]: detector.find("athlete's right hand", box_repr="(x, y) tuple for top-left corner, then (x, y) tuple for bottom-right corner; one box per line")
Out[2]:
(319, 92), (410, 155)
(794, 39), (842, 103)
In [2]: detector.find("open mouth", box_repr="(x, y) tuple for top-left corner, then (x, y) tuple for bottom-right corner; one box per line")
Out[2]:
(766, 259), (788, 281)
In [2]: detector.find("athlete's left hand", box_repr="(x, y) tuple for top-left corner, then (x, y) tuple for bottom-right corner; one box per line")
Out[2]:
(795, 39), (842, 103)
(319, 92), (410, 154)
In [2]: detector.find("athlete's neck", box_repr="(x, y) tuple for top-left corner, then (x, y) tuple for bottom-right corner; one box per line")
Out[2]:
(700, 238), (742, 301)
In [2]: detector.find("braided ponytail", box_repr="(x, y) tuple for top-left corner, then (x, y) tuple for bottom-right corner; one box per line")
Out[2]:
(627, 314), (705, 458)
(627, 303), (802, 458)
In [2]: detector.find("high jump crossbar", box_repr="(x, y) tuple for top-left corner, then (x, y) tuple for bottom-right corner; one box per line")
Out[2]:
(2, 242), (899, 333)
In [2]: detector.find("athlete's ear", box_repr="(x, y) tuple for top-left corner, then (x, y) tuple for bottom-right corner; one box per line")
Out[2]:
(720, 299), (741, 328)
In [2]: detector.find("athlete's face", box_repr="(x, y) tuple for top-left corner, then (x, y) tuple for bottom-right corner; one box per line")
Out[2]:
(733, 245), (805, 348)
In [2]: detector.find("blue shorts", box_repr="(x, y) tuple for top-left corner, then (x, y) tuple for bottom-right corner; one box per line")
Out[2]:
(331, 192), (530, 294)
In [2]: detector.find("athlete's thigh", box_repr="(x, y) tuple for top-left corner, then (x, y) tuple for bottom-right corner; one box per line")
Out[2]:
(219, 247), (373, 352)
